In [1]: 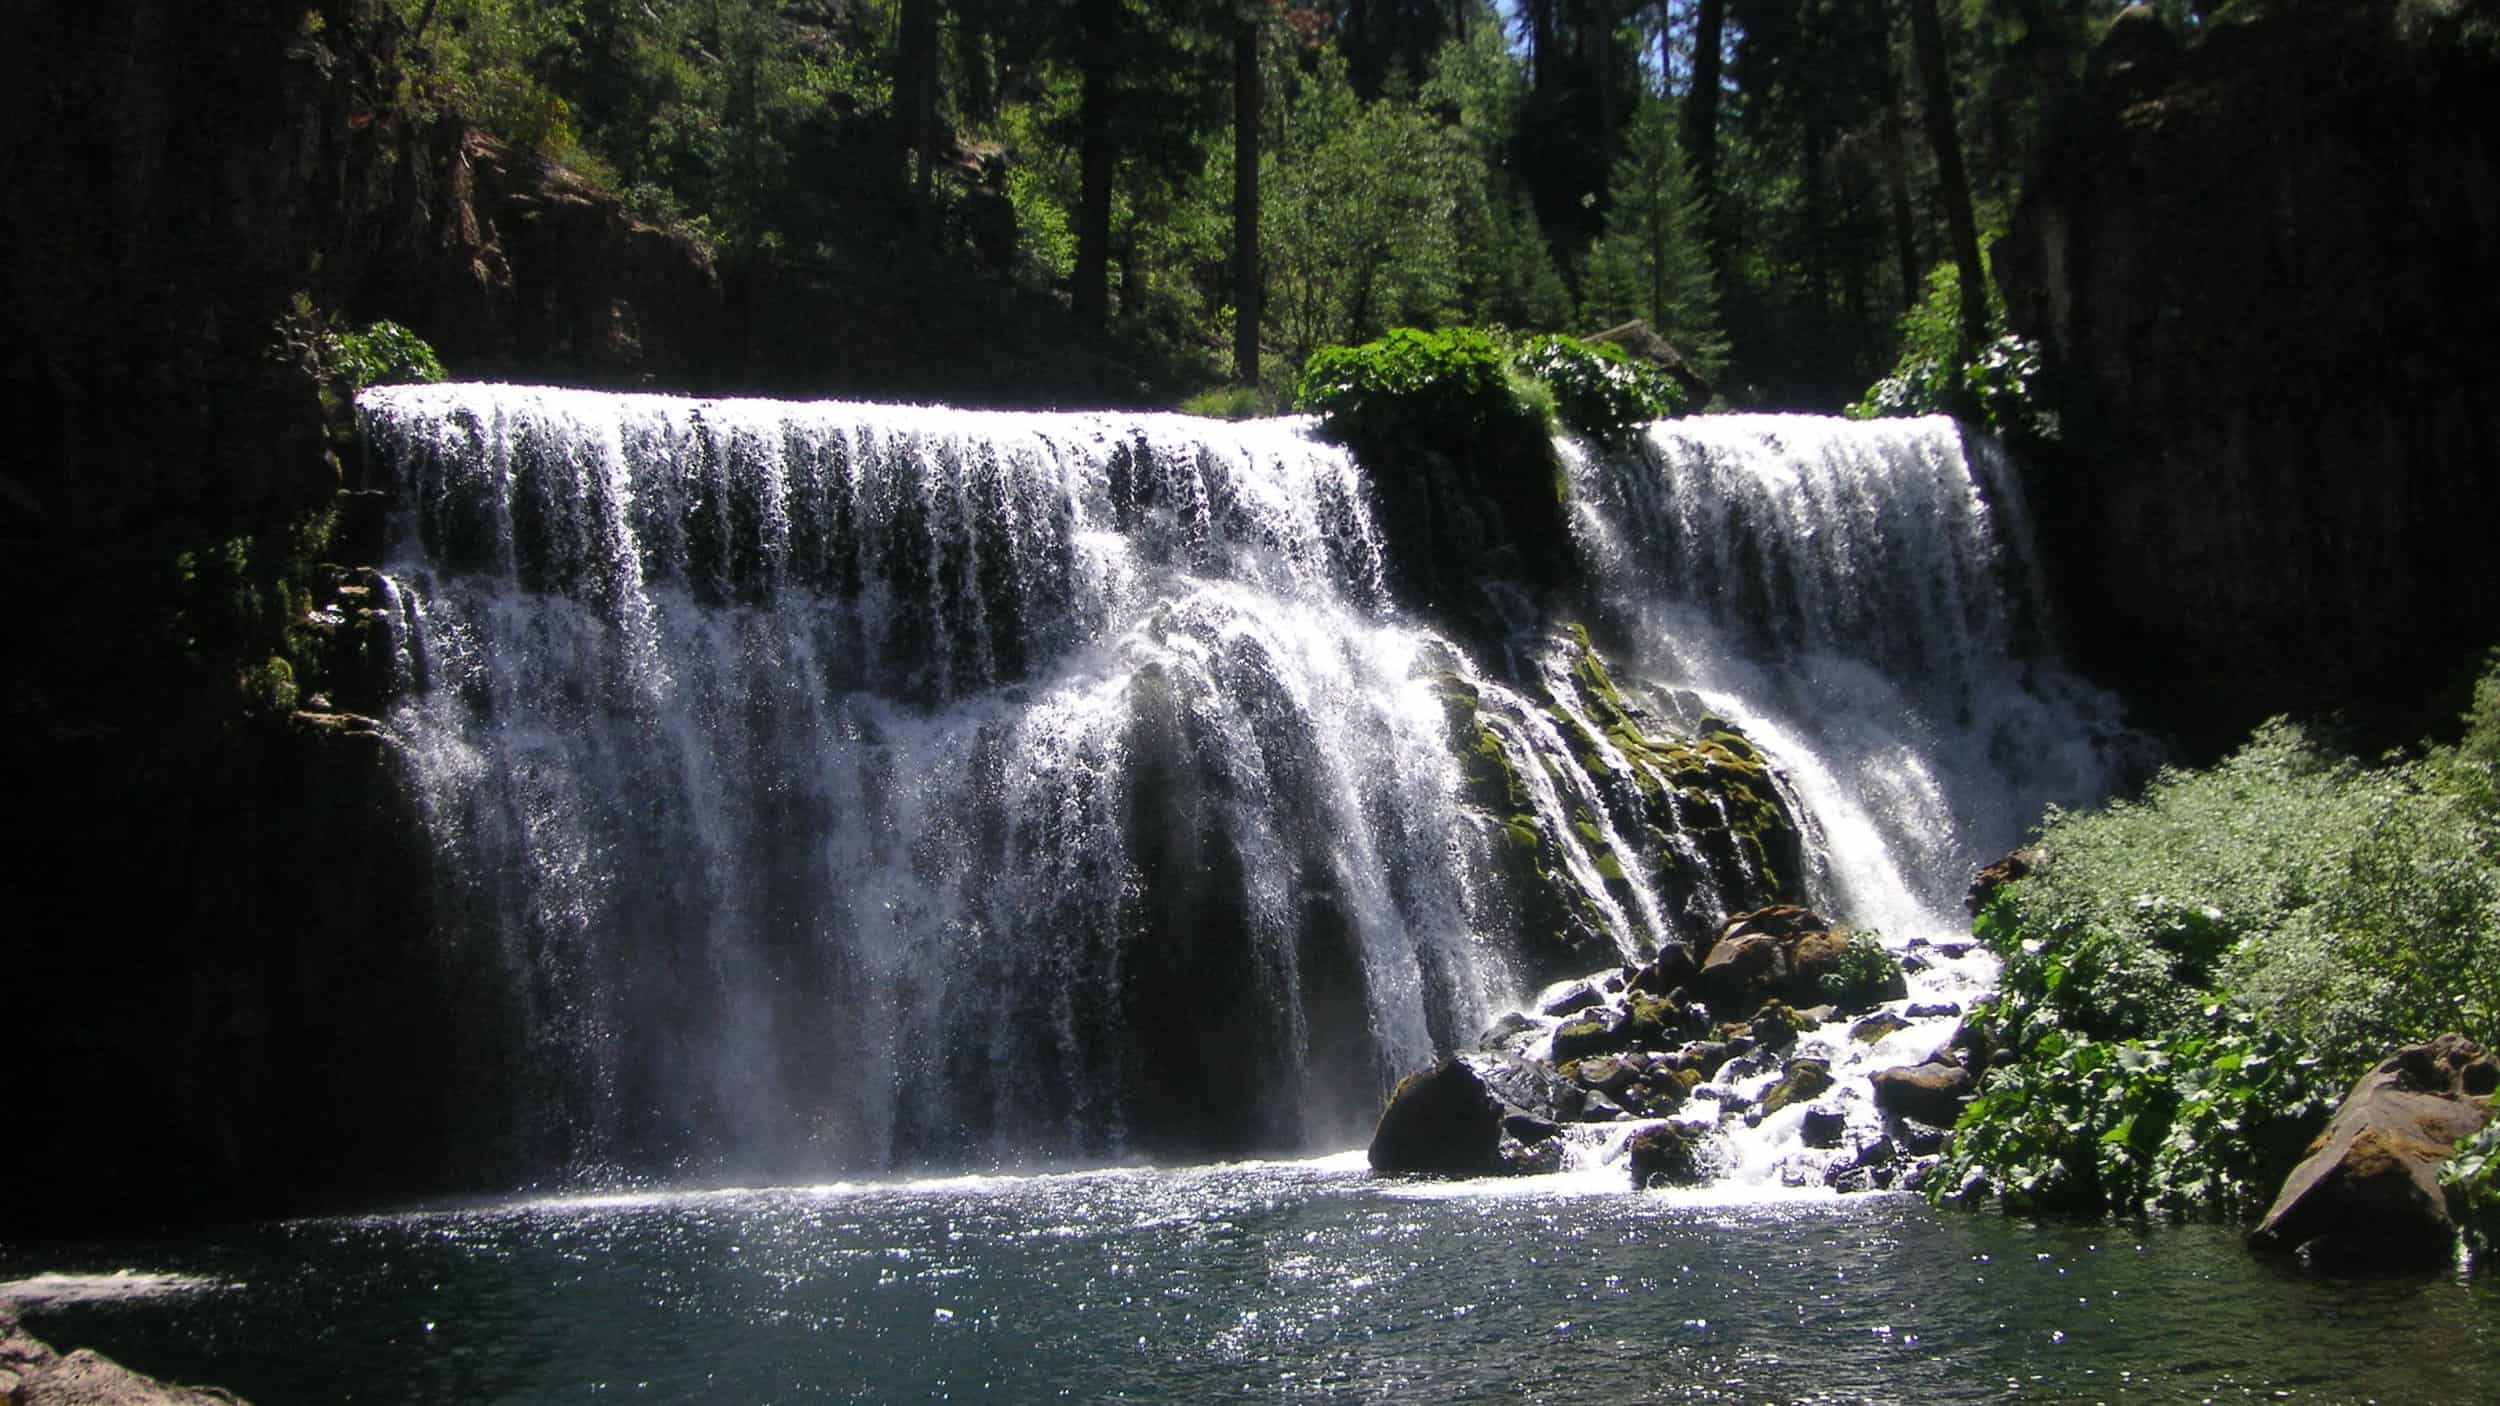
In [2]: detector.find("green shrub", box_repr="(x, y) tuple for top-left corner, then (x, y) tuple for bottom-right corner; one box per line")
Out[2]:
(1296, 326), (1524, 445)
(2440, 1121), (2500, 1255)
(1180, 384), (1273, 420)
(327, 320), (448, 392)
(1820, 929), (1906, 1008)
(1940, 683), (2500, 1219)
(1848, 256), (2056, 441)
(1510, 334), (1684, 442)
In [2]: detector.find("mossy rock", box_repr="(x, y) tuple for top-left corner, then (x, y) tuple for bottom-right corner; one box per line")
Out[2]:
(1552, 1018), (1627, 1063)
(1763, 1057), (1836, 1115)
(1628, 1123), (1710, 1188)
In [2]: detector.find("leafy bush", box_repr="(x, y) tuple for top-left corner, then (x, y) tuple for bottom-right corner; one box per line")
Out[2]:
(1298, 327), (1685, 452)
(1296, 326), (1528, 445)
(1936, 1007), (2331, 1216)
(1940, 684), (2500, 1219)
(1849, 257), (2057, 441)
(325, 320), (448, 392)
(1820, 929), (1906, 1008)
(1511, 335), (1685, 442)
(2440, 1120), (2500, 1255)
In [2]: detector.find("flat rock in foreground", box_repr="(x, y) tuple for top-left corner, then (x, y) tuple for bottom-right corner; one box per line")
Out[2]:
(1, 1300), (246, 1405)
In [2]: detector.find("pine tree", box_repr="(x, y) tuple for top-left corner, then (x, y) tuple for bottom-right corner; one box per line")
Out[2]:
(1578, 99), (1726, 377)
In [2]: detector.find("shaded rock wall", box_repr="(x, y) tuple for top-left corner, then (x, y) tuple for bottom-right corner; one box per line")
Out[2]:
(2000, 0), (2500, 752)
(0, 2), (605, 1234)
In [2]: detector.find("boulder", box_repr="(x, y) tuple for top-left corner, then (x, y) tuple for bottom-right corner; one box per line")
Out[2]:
(1800, 1106), (1849, 1149)
(1872, 1061), (1976, 1127)
(1550, 1015), (1628, 1063)
(1698, 906), (1901, 1017)
(1851, 1011), (1913, 1044)
(1627, 1123), (1710, 1188)
(1370, 1057), (1505, 1176)
(2249, 1034), (2499, 1264)
(1966, 846), (2043, 915)
(1762, 1057), (1835, 1115)
(1628, 943), (1700, 998)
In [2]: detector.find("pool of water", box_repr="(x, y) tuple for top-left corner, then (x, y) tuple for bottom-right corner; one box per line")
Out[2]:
(6, 1158), (2493, 1403)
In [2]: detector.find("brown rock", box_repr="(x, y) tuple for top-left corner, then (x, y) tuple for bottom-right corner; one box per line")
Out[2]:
(2249, 1034), (2499, 1264)
(1872, 1061), (1976, 1127)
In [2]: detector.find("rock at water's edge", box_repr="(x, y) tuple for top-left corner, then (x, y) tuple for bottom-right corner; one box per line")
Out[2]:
(2248, 1034), (2498, 1265)
(1370, 1057), (1505, 1176)
(1872, 1061), (1976, 1128)
(0, 1300), (246, 1404)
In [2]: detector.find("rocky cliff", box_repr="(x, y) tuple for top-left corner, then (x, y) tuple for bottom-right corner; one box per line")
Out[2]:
(2000, 0), (2500, 752)
(0, 1), (721, 1234)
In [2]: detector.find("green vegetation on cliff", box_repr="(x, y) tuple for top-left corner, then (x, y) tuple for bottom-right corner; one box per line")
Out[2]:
(1939, 659), (2500, 1216)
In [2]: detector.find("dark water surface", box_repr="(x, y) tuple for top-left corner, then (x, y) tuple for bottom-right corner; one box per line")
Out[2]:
(6, 1157), (2493, 1403)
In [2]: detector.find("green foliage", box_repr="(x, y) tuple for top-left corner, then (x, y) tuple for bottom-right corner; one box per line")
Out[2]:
(1942, 681), (2500, 1218)
(1510, 335), (1685, 443)
(1263, 49), (1472, 373)
(1295, 326), (1526, 445)
(2440, 1120), (2500, 1255)
(325, 320), (448, 392)
(1821, 929), (1905, 1005)
(1936, 1008), (2333, 1216)
(393, 0), (591, 165)
(1179, 384), (1273, 420)
(1576, 99), (1728, 380)
(1849, 258), (2058, 440)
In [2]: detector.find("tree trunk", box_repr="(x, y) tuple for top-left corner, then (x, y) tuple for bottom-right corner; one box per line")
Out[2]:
(899, 0), (941, 240)
(1232, 14), (1261, 386)
(1907, 0), (1988, 355)
(1877, 6), (1920, 311)
(1683, 0), (1723, 205)
(1074, 0), (1116, 331)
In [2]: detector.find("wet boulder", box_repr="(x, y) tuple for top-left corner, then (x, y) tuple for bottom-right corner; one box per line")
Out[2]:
(1699, 905), (1904, 1017)
(2249, 1034), (2499, 1264)
(1762, 1057), (1835, 1115)
(1550, 1013), (1630, 1063)
(1627, 1122), (1710, 1188)
(1800, 1106), (1849, 1149)
(1966, 845), (2043, 915)
(1872, 1061), (1976, 1128)
(1370, 1057), (1507, 1176)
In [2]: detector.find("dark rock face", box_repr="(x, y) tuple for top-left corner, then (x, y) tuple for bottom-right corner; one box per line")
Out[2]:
(1999, 0), (2500, 752)
(2249, 1034), (2498, 1264)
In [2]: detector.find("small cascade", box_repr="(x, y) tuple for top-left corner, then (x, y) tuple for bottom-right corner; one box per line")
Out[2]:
(1536, 414), (2141, 1191)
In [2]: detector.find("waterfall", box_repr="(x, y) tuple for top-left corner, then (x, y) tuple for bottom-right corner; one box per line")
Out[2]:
(1570, 415), (2133, 936)
(359, 388), (2131, 1190)
(364, 386), (1506, 1181)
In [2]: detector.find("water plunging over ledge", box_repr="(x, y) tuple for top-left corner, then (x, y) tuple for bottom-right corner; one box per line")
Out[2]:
(355, 387), (2135, 1191)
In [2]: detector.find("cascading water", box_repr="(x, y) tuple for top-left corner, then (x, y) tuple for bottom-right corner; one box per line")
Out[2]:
(363, 386), (1511, 1183)
(1546, 414), (2140, 1187)
(359, 386), (2132, 1193)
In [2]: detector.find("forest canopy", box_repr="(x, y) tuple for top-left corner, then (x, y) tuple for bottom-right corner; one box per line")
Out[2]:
(382, 0), (2196, 408)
